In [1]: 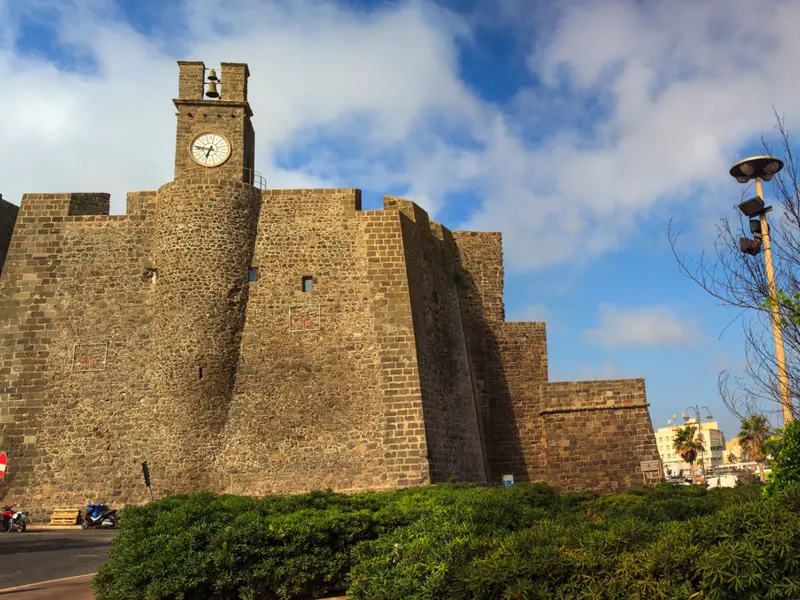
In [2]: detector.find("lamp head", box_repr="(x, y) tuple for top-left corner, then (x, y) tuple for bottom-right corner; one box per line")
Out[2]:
(730, 155), (784, 183)
(738, 196), (766, 217)
(739, 237), (762, 256)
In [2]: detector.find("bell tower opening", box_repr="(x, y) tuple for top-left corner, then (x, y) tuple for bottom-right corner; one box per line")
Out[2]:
(172, 61), (255, 184)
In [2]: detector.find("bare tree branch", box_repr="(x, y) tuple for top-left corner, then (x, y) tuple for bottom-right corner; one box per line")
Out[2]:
(670, 113), (800, 423)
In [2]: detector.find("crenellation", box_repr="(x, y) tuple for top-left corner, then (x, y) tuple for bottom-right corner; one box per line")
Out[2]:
(0, 59), (662, 514)
(126, 191), (159, 217)
(177, 60), (205, 100)
(220, 62), (249, 103)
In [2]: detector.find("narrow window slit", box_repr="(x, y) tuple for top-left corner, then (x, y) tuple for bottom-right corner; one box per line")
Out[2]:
(198, 366), (204, 381)
(302, 276), (313, 293)
(248, 267), (258, 282)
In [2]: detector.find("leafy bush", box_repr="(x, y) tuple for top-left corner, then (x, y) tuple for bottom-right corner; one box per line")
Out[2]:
(94, 490), (395, 600)
(94, 483), (800, 600)
(765, 418), (800, 497)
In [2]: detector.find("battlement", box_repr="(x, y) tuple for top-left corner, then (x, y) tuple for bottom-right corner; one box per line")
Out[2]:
(262, 188), (362, 215)
(383, 196), (430, 227)
(126, 191), (158, 217)
(542, 379), (648, 414)
(451, 230), (505, 325)
(381, 196), (454, 242)
(18, 193), (110, 218)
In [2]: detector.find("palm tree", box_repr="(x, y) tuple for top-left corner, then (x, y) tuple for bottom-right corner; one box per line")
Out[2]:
(673, 425), (706, 483)
(739, 414), (772, 482)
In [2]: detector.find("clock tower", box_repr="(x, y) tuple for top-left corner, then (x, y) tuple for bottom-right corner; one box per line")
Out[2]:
(151, 61), (262, 491)
(173, 61), (255, 183)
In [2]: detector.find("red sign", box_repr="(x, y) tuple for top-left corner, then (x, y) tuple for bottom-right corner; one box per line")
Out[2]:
(0, 452), (6, 481)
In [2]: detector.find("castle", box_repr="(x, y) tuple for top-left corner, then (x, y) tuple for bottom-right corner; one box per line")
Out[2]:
(0, 62), (661, 511)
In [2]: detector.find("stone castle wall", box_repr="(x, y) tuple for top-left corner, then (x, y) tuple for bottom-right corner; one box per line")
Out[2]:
(150, 178), (262, 495)
(391, 198), (486, 484)
(0, 193), (156, 508)
(488, 322), (549, 482)
(0, 187), (661, 512)
(217, 189), (395, 495)
(448, 231), (505, 480)
(541, 379), (659, 493)
(449, 230), (660, 489)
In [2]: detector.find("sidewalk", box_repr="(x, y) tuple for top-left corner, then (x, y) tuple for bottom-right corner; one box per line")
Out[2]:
(0, 574), (95, 599)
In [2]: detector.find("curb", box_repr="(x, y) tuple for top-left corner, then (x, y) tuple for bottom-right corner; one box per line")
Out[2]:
(0, 572), (95, 593)
(26, 525), (84, 532)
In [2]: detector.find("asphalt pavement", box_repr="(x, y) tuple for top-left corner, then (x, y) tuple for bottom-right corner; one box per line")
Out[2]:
(0, 530), (115, 592)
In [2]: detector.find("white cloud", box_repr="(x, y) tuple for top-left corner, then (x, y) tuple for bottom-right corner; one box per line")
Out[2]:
(1, 0), (799, 274)
(0, 0), (480, 215)
(583, 303), (701, 348)
(462, 0), (800, 268)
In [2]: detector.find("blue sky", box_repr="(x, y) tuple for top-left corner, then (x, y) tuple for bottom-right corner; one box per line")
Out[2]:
(2, 0), (800, 439)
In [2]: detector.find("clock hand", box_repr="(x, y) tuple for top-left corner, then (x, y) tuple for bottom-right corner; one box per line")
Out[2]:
(205, 146), (213, 158)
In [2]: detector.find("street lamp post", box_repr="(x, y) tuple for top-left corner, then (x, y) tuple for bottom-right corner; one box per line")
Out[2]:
(682, 405), (714, 480)
(729, 155), (794, 426)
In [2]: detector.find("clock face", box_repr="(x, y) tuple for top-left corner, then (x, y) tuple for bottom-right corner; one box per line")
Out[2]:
(190, 133), (231, 167)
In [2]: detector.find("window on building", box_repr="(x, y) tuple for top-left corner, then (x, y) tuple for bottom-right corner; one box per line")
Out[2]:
(248, 268), (258, 282)
(302, 276), (313, 292)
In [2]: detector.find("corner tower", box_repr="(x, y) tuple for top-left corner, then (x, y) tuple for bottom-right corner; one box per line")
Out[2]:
(149, 62), (262, 494)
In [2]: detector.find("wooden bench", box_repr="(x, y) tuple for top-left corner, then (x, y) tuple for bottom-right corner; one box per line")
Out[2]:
(49, 509), (80, 525)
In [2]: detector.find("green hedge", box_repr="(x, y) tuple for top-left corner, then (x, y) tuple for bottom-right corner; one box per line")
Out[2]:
(93, 483), (800, 600)
(766, 419), (800, 497)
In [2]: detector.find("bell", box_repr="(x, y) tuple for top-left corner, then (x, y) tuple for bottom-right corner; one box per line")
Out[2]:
(207, 68), (219, 81)
(205, 80), (219, 98)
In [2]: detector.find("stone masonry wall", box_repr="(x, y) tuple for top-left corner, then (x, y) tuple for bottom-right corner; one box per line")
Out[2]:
(218, 189), (429, 494)
(450, 231), (504, 480)
(0, 194), (19, 277)
(391, 198), (486, 484)
(0, 193), (156, 510)
(488, 323), (549, 482)
(1, 184), (662, 511)
(541, 379), (662, 493)
(358, 205), (431, 490)
(150, 178), (261, 496)
(450, 229), (660, 490)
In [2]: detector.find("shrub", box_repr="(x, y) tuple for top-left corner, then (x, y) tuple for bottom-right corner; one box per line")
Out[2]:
(94, 483), (799, 600)
(94, 491), (395, 600)
(765, 418), (800, 497)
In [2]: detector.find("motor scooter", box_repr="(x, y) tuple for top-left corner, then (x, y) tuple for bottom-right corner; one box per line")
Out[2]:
(81, 503), (118, 529)
(1, 505), (29, 532)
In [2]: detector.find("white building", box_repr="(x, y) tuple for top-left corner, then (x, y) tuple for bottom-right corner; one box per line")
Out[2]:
(655, 419), (726, 476)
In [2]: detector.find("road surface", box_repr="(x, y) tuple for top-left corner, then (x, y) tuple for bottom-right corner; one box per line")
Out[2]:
(0, 530), (115, 591)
